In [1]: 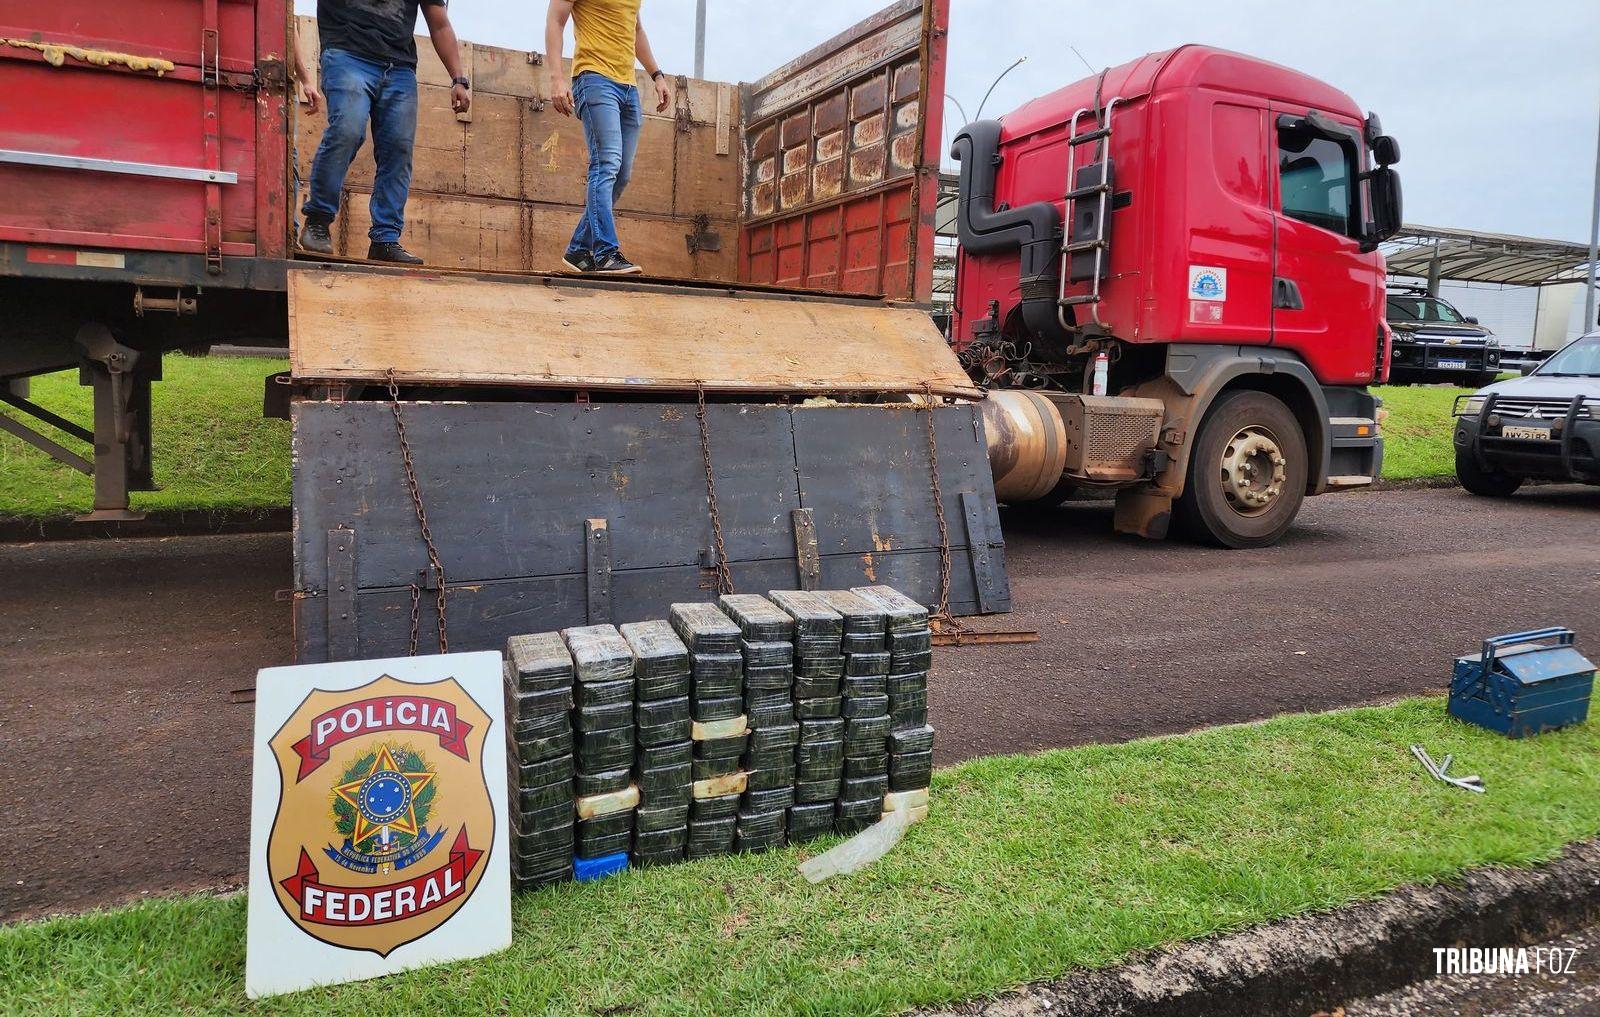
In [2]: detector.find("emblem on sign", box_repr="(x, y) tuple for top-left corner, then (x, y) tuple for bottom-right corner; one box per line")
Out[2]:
(266, 674), (494, 958)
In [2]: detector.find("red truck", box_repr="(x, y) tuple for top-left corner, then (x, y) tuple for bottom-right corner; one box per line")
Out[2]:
(953, 46), (1403, 547)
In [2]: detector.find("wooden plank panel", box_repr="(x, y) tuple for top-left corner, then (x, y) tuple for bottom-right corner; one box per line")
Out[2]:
(287, 266), (979, 398)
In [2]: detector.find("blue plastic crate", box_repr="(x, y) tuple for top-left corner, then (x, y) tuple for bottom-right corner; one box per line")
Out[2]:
(573, 851), (630, 882)
(1449, 628), (1594, 738)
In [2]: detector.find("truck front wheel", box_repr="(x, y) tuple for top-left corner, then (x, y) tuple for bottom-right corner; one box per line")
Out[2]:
(1176, 390), (1308, 549)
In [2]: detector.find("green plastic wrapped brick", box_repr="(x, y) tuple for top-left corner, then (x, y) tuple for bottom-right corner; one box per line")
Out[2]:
(844, 651), (892, 678)
(844, 752), (888, 778)
(691, 663), (742, 699)
(766, 590), (845, 638)
(748, 721), (800, 753)
(796, 739), (844, 779)
(637, 762), (692, 805)
(841, 692), (889, 720)
(689, 793), (741, 823)
(717, 594), (794, 641)
(669, 602), (741, 654)
(850, 585), (930, 633)
(800, 717), (846, 742)
(513, 862), (573, 891)
(743, 662), (795, 690)
(794, 675), (842, 699)
(841, 632), (887, 655)
(795, 635), (845, 660)
(886, 670), (928, 698)
(516, 753), (575, 791)
(505, 683), (574, 722)
(741, 639), (794, 668)
(575, 677), (635, 710)
(693, 695), (744, 724)
(743, 763), (797, 792)
(843, 715), (890, 756)
(686, 815), (737, 857)
(691, 753), (741, 782)
(888, 628), (934, 656)
(517, 798), (575, 833)
(888, 723), (935, 754)
(505, 632), (575, 691)
(636, 694), (691, 731)
(795, 776), (842, 803)
(574, 767), (631, 797)
(577, 728), (635, 773)
(561, 624), (635, 683)
(843, 674), (887, 699)
(514, 839), (574, 875)
(621, 620), (690, 683)
(796, 655), (846, 679)
(837, 793), (884, 822)
(843, 773), (889, 802)
(890, 649), (934, 676)
(633, 825), (688, 855)
(576, 699), (634, 734)
(508, 725), (572, 765)
(890, 750), (934, 791)
(817, 589), (889, 637)
(635, 801), (690, 833)
(743, 785), (795, 813)
(787, 802), (835, 842)
(510, 707), (572, 743)
(512, 820), (574, 856)
(890, 696), (929, 729)
(515, 781), (575, 816)
(694, 732), (748, 759)
(638, 740), (692, 769)
(795, 695), (842, 720)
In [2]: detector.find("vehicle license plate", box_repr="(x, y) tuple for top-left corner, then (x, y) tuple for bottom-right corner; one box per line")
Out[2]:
(1438, 359), (1469, 370)
(1503, 424), (1552, 440)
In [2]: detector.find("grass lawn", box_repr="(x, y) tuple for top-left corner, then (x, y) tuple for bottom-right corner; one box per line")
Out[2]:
(4, 690), (1598, 1016)
(0, 355), (289, 520)
(1373, 383), (1474, 480)
(0, 359), (1476, 521)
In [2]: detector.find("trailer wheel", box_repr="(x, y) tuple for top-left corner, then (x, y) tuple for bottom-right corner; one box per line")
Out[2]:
(1454, 449), (1523, 497)
(1177, 390), (1308, 549)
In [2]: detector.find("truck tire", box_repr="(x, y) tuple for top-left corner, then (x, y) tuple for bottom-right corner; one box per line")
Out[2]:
(1176, 390), (1308, 549)
(1454, 449), (1522, 497)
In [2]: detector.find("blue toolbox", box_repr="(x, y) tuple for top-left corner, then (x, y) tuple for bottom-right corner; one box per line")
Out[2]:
(1449, 628), (1594, 738)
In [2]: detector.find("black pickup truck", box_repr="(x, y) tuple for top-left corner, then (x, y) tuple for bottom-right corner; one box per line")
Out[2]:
(1386, 288), (1502, 387)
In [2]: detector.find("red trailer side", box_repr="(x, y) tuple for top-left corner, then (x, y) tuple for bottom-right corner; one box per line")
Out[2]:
(0, 0), (290, 271)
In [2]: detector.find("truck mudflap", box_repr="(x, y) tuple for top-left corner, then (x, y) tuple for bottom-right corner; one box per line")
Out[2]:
(290, 398), (1010, 663)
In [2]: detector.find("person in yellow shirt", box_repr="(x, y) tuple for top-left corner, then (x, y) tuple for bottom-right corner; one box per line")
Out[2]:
(546, 0), (672, 276)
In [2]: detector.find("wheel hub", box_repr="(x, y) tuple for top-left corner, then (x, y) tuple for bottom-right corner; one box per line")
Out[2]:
(1218, 426), (1287, 516)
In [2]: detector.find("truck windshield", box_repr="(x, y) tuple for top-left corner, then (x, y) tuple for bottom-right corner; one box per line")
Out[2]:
(1535, 337), (1600, 377)
(1386, 296), (1466, 323)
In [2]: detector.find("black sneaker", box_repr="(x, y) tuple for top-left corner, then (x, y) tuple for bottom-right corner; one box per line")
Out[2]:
(298, 222), (333, 255)
(589, 252), (642, 276)
(367, 241), (424, 265)
(561, 251), (595, 274)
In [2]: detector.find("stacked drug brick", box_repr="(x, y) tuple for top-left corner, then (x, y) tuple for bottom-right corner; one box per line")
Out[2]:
(504, 586), (935, 888)
(621, 621), (693, 866)
(769, 590), (847, 842)
(671, 602), (749, 859)
(719, 594), (799, 852)
(830, 590), (893, 833)
(564, 625), (639, 879)
(855, 586), (936, 818)
(504, 633), (577, 889)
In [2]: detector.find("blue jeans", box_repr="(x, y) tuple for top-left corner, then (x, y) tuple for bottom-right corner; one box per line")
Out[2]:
(303, 48), (418, 244)
(567, 71), (642, 259)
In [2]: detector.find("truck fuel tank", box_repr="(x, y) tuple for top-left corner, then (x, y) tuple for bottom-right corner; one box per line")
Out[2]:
(981, 390), (1165, 500)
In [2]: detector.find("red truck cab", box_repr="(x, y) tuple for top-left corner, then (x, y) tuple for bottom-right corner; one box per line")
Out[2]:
(952, 45), (1403, 547)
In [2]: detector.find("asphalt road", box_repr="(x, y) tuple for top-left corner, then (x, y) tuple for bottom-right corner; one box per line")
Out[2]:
(3, 484), (1598, 921)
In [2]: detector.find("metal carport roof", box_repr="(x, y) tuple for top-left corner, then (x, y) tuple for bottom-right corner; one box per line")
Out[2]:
(1381, 225), (1594, 287)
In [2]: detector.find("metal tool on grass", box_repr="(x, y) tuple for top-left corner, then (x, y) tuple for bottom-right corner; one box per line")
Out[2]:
(1410, 744), (1485, 794)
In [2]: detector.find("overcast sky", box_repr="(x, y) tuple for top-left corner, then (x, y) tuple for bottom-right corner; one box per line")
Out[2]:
(300, 0), (1600, 241)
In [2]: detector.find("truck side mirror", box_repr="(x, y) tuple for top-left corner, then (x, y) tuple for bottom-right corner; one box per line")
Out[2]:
(1465, 316), (1480, 325)
(1371, 135), (1400, 167)
(1363, 167), (1403, 251)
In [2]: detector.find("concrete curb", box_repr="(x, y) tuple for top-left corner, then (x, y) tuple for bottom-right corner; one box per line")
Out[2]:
(926, 839), (1600, 1017)
(0, 508), (291, 543)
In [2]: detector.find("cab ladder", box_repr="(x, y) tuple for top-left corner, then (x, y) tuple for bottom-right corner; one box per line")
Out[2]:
(1058, 92), (1122, 329)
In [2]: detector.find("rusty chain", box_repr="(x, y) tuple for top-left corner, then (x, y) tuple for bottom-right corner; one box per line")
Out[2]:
(517, 98), (535, 272)
(386, 369), (449, 654)
(921, 382), (955, 626)
(695, 383), (735, 595)
(336, 188), (351, 257)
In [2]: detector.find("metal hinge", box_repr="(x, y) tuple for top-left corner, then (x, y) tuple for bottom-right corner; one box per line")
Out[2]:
(134, 288), (198, 317)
